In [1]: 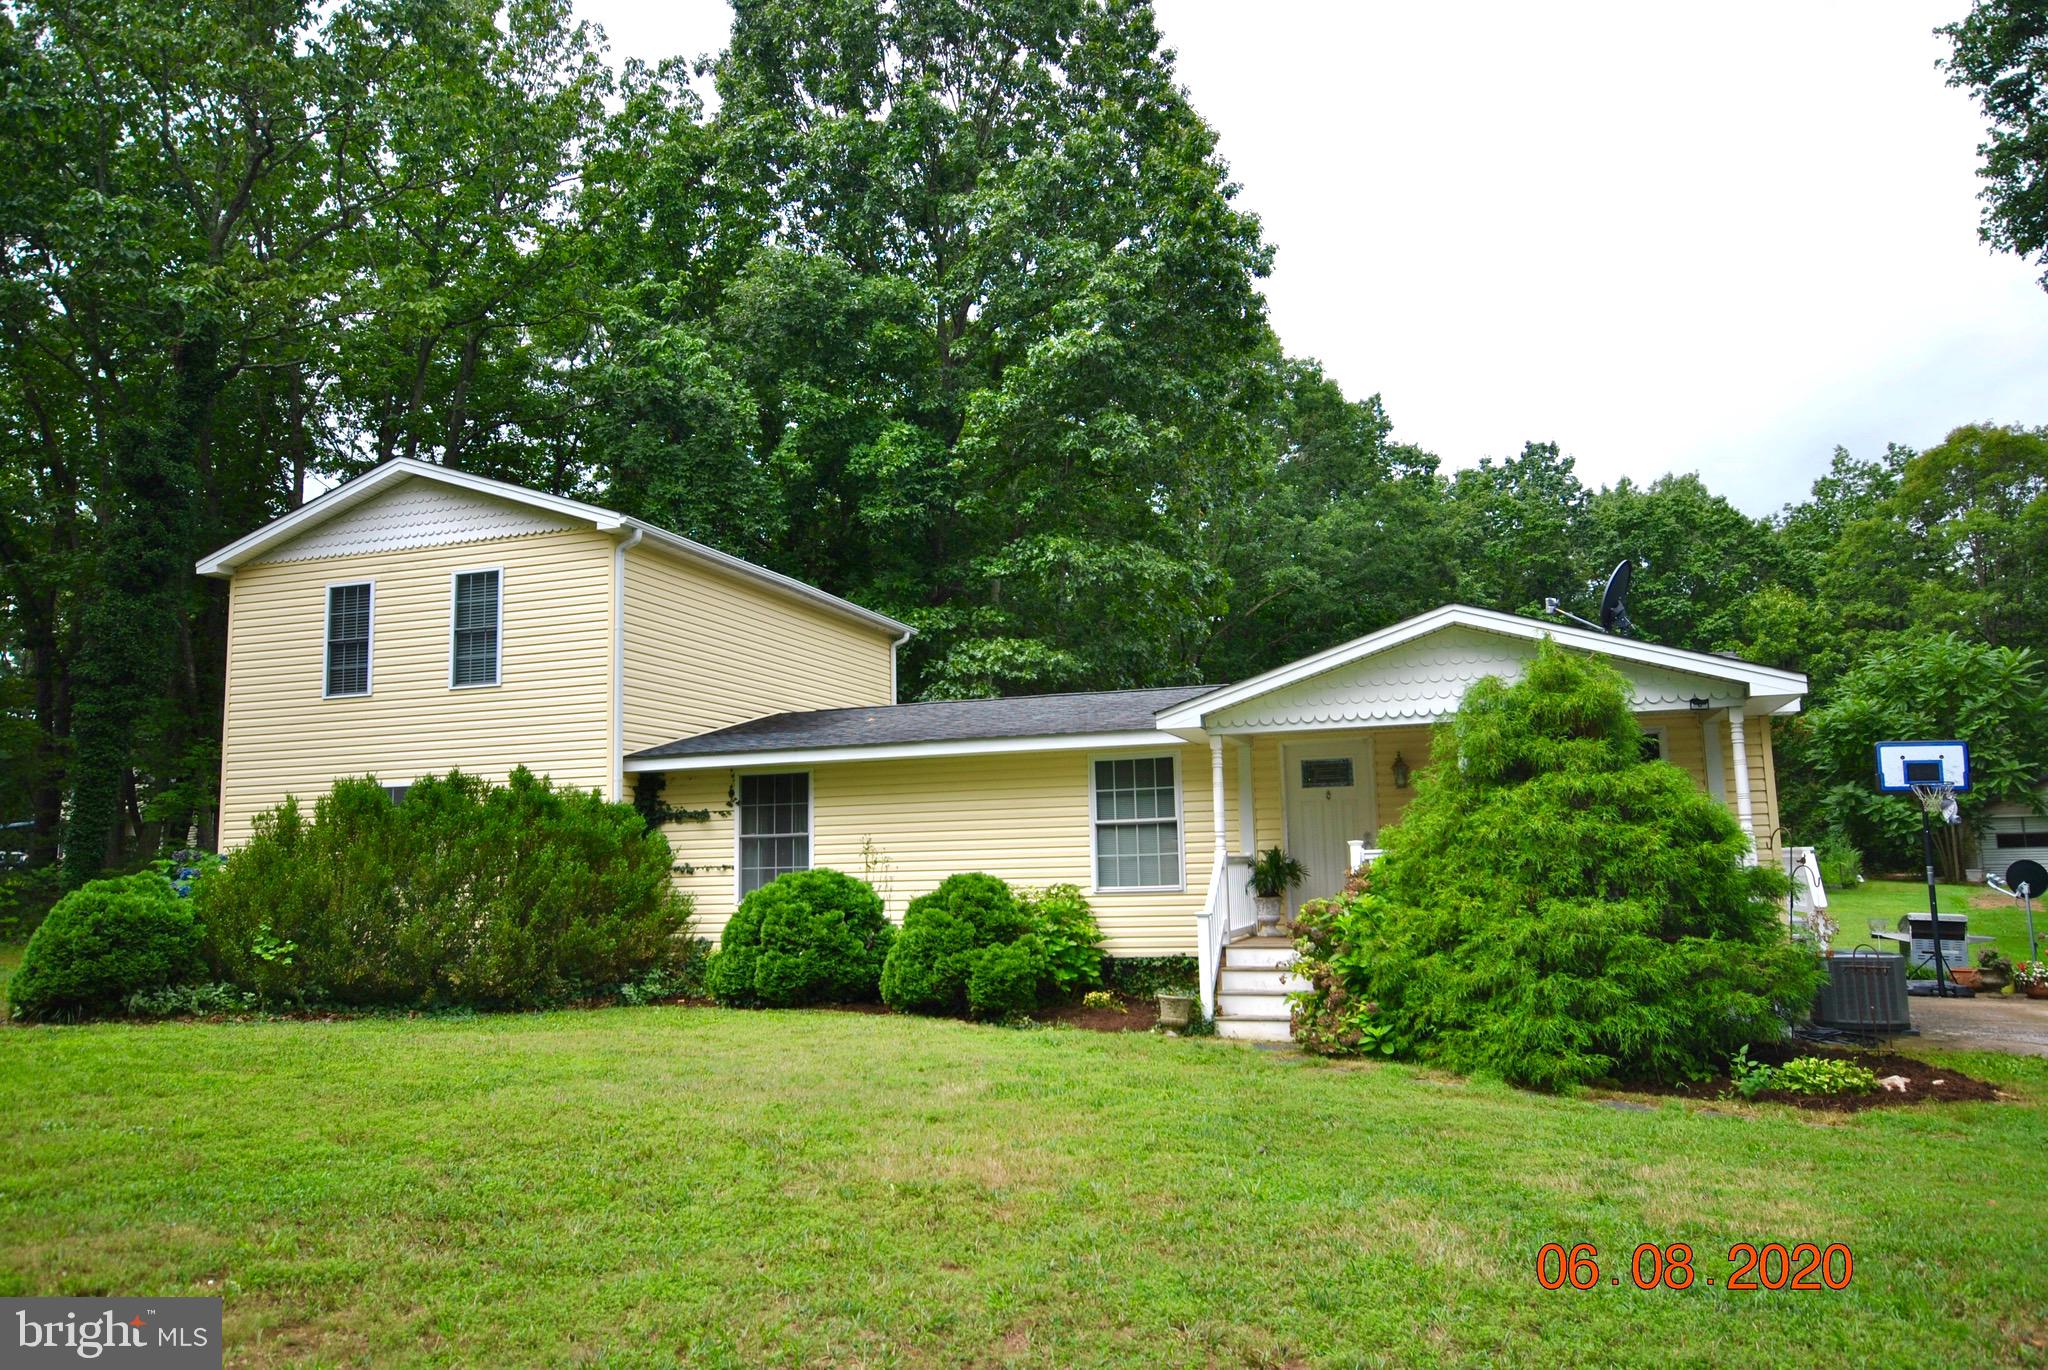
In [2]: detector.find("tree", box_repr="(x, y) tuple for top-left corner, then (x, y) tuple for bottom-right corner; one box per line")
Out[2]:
(1803, 633), (2048, 879)
(1308, 642), (1820, 1090)
(1442, 442), (1588, 616)
(1579, 474), (1783, 655)
(1942, 1), (2048, 285)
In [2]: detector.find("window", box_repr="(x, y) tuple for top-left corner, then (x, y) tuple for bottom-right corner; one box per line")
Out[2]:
(1093, 756), (1182, 890)
(1640, 729), (1666, 763)
(451, 569), (501, 687)
(738, 773), (810, 895)
(383, 785), (408, 805)
(1996, 828), (2041, 850)
(325, 582), (372, 697)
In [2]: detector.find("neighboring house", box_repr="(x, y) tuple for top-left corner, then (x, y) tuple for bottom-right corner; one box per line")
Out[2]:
(202, 459), (1807, 1037)
(1977, 786), (2048, 876)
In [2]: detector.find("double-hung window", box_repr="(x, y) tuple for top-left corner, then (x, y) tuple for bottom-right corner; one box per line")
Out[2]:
(324, 582), (372, 697)
(738, 773), (810, 896)
(1093, 756), (1182, 890)
(450, 569), (501, 687)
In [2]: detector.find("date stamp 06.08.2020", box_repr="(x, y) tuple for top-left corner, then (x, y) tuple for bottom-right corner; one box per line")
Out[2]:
(1536, 1243), (1854, 1292)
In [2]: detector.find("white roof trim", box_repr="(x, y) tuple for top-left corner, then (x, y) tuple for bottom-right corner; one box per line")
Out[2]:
(1153, 604), (1807, 731)
(624, 729), (1174, 774)
(195, 458), (913, 637)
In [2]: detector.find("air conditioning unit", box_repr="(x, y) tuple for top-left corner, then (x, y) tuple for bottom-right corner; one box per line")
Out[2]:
(1811, 952), (1910, 1035)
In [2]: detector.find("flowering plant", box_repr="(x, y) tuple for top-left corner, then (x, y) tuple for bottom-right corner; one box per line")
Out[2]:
(2012, 960), (2048, 989)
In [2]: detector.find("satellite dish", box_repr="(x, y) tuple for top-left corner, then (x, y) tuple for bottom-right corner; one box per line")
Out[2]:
(1598, 560), (1633, 635)
(2007, 858), (2048, 899)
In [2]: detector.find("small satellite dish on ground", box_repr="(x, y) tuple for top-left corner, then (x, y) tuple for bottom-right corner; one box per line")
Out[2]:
(1542, 559), (1635, 636)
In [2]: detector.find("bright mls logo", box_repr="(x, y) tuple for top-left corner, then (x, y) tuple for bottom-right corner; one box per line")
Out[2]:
(4, 1298), (221, 1367)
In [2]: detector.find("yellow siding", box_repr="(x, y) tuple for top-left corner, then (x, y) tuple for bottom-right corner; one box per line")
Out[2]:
(620, 545), (898, 753)
(218, 530), (617, 847)
(657, 743), (1229, 956)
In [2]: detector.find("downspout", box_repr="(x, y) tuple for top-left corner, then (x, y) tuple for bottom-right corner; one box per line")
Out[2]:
(612, 526), (644, 801)
(889, 627), (915, 704)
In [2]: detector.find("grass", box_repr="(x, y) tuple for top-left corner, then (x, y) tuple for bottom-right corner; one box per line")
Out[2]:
(1826, 877), (2044, 963)
(2, 1009), (2045, 1367)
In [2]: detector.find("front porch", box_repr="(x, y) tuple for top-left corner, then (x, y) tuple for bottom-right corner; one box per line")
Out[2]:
(1156, 609), (1807, 1037)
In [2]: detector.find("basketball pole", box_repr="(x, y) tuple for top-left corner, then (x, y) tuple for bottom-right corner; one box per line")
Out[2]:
(1920, 801), (1951, 995)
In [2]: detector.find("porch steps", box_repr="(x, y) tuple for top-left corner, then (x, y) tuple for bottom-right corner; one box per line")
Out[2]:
(1215, 935), (1307, 1042)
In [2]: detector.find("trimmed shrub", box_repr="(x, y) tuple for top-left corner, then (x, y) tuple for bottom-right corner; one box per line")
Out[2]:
(880, 873), (1029, 1013)
(9, 872), (204, 1021)
(967, 938), (1047, 1020)
(705, 869), (892, 1007)
(1298, 642), (1824, 1090)
(1022, 883), (1104, 997)
(197, 769), (691, 1009)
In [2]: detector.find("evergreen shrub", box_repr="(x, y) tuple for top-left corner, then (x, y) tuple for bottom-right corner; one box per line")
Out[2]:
(880, 872), (1031, 1013)
(198, 769), (690, 1008)
(704, 869), (892, 1006)
(10, 872), (204, 1020)
(1291, 641), (1824, 1090)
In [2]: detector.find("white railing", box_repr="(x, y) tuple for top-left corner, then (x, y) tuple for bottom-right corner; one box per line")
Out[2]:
(1197, 850), (1229, 1020)
(1197, 853), (1260, 1019)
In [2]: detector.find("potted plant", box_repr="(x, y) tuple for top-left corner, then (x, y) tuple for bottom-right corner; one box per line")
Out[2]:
(2014, 959), (2048, 1000)
(1248, 847), (1308, 937)
(1976, 948), (2013, 994)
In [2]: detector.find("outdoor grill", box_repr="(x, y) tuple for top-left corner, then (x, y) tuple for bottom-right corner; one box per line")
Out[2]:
(1899, 913), (1974, 972)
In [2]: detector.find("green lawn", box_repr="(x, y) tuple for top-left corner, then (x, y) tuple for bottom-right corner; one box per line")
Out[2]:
(1826, 878), (2045, 963)
(2, 1010), (2045, 1367)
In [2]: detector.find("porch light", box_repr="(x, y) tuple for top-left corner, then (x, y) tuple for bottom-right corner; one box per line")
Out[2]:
(1391, 752), (1410, 790)
(1687, 696), (1710, 713)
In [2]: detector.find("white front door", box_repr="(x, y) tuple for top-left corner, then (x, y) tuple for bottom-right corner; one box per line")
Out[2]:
(1282, 740), (1375, 914)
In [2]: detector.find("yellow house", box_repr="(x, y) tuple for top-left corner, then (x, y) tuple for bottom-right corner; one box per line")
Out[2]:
(202, 460), (1807, 1039)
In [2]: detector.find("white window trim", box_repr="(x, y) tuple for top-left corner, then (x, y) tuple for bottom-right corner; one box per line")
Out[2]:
(1087, 749), (1187, 896)
(448, 566), (504, 690)
(732, 768), (815, 901)
(322, 579), (374, 700)
(1641, 726), (1669, 762)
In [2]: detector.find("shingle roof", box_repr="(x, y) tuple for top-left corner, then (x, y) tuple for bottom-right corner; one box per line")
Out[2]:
(628, 685), (1214, 761)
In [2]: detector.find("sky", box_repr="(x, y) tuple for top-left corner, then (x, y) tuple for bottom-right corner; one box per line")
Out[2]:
(571, 0), (2048, 516)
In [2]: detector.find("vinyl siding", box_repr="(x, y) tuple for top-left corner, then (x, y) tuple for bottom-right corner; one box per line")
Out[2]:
(218, 530), (616, 847)
(620, 544), (898, 754)
(657, 742), (1228, 956)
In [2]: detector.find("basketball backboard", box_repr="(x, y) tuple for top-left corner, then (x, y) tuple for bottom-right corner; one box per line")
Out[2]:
(1874, 740), (1971, 793)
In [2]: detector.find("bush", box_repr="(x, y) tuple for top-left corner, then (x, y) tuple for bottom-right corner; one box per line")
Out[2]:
(125, 982), (258, 1018)
(1814, 836), (1862, 892)
(197, 769), (691, 1009)
(9, 872), (205, 1020)
(1298, 642), (1825, 1090)
(1101, 955), (1197, 997)
(966, 938), (1047, 1019)
(880, 873), (1030, 1013)
(705, 869), (892, 1007)
(1771, 1056), (1879, 1096)
(1022, 883), (1104, 997)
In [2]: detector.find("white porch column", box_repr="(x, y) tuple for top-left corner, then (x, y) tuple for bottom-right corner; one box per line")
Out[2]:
(1235, 738), (1255, 857)
(1726, 708), (1756, 862)
(1210, 735), (1228, 864)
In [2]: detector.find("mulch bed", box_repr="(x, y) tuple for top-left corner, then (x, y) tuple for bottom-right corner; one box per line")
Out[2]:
(1621, 1039), (2002, 1113)
(1034, 992), (1162, 1032)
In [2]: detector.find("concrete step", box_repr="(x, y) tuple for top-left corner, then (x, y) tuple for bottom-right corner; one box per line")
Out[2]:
(1224, 944), (1297, 970)
(1216, 989), (1294, 1019)
(1217, 1016), (1293, 1042)
(1219, 966), (1307, 995)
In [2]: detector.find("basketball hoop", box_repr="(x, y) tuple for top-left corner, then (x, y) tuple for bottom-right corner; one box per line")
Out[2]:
(1910, 781), (1961, 828)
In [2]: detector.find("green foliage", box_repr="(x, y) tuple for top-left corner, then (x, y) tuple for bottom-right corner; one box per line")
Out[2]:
(1101, 956), (1197, 997)
(1308, 643), (1823, 1090)
(1247, 848), (1308, 899)
(1805, 634), (2048, 876)
(704, 869), (892, 1007)
(1771, 1056), (1879, 1097)
(1021, 884), (1104, 996)
(966, 939), (1047, 1021)
(1288, 894), (1399, 1057)
(0, 867), (62, 942)
(1942, 2), (2048, 285)
(880, 873), (1032, 1015)
(125, 982), (257, 1018)
(195, 770), (690, 1009)
(1080, 989), (1121, 1012)
(9, 872), (204, 1020)
(1815, 837), (1863, 892)
(1730, 1046), (1777, 1100)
